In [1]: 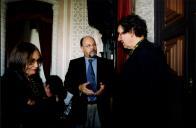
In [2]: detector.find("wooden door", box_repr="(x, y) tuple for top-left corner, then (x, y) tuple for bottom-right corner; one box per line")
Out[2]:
(162, 1), (186, 127)
(163, 0), (185, 77)
(155, 0), (196, 127)
(161, 0), (196, 93)
(155, 0), (186, 81)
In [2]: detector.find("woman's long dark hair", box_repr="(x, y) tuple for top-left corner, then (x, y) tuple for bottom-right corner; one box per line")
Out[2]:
(8, 42), (42, 73)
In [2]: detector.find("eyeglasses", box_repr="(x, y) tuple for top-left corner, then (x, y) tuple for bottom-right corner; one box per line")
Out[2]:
(83, 44), (96, 48)
(118, 31), (127, 37)
(28, 58), (42, 66)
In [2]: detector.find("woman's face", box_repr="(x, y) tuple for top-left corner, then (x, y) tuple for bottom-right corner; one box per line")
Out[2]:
(25, 50), (41, 76)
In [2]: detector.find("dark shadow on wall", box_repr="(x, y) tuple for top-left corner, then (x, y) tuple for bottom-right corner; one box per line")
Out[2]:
(87, 0), (117, 60)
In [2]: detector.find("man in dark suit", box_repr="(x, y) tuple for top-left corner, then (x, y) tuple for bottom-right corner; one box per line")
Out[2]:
(64, 36), (114, 128)
(113, 14), (176, 128)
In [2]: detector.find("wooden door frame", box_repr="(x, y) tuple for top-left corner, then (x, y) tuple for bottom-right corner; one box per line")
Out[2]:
(154, 0), (192, 89)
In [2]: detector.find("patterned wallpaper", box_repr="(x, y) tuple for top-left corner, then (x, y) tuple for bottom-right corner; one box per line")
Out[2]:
(135, 0), (154, 42)
(70, 0), (103, 59)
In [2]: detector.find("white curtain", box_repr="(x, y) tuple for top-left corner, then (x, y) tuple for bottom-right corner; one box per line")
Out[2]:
(30, 28), (46, 83)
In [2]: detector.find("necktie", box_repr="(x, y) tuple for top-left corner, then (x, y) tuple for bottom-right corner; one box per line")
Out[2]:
(87, 59), (97, 101)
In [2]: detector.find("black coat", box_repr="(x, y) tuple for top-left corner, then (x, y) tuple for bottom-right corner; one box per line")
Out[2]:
(64, 56), (114, 127)
(113, 39), (175, 127)
(1, 69), (45, 128)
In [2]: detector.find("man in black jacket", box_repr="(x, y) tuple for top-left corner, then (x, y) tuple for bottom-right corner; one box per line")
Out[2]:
(64, 36), (114, 128)
(113, 14), (176, 128)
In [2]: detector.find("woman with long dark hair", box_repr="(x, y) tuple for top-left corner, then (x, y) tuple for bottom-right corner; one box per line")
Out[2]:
(1, 42), (46, 128)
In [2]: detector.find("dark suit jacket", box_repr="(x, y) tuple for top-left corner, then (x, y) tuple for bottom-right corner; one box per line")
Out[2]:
(64, 56), (114, 127)
(113, 39), (174, 127)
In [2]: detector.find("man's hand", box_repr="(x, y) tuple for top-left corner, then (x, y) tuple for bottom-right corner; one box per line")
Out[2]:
(79, 82), (95, 96)
(27, 98), (36, 106)
(95, 82), (105, 96)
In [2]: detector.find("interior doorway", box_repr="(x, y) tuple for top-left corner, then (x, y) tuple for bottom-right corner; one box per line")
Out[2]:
(155, 0), (196, 127)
